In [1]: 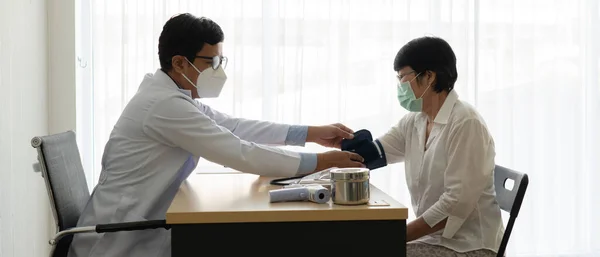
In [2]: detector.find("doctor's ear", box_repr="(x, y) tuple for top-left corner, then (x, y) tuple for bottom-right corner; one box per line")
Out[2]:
(171, 56), (187, 73)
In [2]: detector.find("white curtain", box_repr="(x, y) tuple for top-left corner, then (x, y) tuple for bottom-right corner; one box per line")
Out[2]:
(77, 0), (600, 256)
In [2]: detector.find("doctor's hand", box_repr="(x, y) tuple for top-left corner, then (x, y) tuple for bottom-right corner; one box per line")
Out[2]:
(315, 150), (365, 172)
(307, 123), (355, 149)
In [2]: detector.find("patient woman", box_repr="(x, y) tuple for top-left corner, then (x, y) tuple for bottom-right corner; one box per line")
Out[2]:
(377, 36), (503, 257)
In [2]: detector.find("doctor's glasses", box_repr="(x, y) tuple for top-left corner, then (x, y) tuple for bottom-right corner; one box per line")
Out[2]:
(195, 55), (228, 70)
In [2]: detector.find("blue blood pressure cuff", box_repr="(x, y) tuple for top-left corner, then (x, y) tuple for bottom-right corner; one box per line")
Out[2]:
(341, 129), (387, 170)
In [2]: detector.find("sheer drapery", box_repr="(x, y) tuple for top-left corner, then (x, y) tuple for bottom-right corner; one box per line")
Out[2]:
(76, 0), (600, 256)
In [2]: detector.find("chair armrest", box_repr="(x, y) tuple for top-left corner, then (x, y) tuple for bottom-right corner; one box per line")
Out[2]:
(95, 219), (171, 233)
(50, 226), (96, 245)
(49, 220), (170, 246)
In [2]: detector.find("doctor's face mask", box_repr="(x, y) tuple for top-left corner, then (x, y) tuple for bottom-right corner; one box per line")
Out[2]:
(181, 57), (228, 98)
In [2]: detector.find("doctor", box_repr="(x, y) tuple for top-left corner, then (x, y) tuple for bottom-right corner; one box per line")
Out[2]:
(68, 13), (364, 257)
(375, 36), (503, 257)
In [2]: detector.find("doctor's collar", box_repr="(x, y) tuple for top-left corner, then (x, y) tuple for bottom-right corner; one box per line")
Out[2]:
(161, 68), (184, 90)
(155, 69), (193, 98)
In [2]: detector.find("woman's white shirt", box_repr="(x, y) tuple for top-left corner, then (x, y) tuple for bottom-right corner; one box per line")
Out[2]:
(377, 90), (504, 253)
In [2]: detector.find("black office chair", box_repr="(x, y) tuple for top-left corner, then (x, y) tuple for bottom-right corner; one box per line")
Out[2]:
(31, 130), (171, 257)
(494, 165), (529, 257)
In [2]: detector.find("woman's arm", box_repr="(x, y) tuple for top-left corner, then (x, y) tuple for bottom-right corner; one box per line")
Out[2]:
(407, 217), (447, 242)
(376, 117), (410, 164)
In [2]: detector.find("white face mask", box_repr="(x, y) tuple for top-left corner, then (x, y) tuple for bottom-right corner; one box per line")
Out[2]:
(181, 58), (227, 98)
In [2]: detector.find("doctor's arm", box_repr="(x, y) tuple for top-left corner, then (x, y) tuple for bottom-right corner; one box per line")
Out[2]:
(144, 97), (363, 177)
(197, 101), (309, 146)
(409, 119), (494, 241)
(197, 101), (354, 148)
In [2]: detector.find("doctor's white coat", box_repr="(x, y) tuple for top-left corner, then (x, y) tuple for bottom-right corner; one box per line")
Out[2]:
(68, 69), (313, 257)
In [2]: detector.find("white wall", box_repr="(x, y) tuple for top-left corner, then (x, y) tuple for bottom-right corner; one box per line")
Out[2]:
(0, 0), (78, 253)
(0, 0), (64, 256)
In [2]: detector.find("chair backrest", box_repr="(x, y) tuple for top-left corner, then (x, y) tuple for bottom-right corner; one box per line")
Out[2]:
(31, 130), (90, 257)
(494, 165), (529, 257)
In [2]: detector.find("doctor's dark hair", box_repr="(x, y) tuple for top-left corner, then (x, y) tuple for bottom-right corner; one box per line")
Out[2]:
(393, 36), (457, 93)
(158, 13), (224, 71)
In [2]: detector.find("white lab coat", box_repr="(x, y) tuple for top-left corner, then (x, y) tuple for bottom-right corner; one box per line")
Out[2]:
(377, 90), (504, 253)
(69, 69), (309, 257)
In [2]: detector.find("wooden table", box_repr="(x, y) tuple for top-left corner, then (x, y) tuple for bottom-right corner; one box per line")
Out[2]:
(167, 172), (409, 256)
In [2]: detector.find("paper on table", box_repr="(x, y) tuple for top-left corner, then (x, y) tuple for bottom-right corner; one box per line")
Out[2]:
(367, 200), (390, 206)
